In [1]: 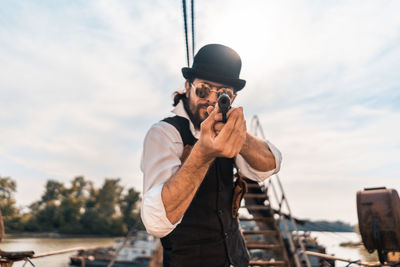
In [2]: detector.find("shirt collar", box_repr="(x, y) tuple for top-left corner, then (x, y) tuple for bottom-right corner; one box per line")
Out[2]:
(171, 100), (201, 139)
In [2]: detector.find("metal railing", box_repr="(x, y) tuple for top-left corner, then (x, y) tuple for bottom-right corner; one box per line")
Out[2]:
(250, 115), (311, 267)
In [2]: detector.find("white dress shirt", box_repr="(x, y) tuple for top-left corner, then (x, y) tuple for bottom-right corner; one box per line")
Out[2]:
(140, 100), (282, 238)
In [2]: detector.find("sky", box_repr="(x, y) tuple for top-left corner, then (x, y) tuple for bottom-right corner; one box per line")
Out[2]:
(1, 0), (400, 225)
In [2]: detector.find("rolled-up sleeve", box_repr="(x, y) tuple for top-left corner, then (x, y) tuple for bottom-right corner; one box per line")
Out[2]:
(235, 140), (282, 182)
(140, 122), (183, 237)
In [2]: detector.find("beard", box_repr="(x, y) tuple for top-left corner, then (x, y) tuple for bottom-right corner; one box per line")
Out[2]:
(183, 91), (208, 130)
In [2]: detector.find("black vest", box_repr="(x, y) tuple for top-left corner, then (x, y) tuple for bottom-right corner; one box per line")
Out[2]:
(160, 116), (249, 267)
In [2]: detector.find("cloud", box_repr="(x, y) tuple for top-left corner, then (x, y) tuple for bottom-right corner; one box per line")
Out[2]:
(0, 0), (184, 204)
(1, 1), (400, 224)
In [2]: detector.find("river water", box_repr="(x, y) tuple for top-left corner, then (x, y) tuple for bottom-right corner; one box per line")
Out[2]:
(0, 236), (117, 267)
(0, 232), (374, 267)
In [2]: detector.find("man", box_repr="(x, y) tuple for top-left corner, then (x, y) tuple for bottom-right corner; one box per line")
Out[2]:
(141, 44), (282, 267)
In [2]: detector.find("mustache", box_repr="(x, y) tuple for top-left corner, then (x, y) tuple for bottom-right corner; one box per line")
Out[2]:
(197, 103), (209, 110)
(197, 104), (215, 116)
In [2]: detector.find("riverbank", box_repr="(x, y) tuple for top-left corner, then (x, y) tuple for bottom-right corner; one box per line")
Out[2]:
(1, 236), (118, 267)
(2, 232), (374, 267)
(5, 232), (124, 239)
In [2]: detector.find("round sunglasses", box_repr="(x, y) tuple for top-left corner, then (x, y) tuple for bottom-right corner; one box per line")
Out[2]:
(191, 82), (235, 99)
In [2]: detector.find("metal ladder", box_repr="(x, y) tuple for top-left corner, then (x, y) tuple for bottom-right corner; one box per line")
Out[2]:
(241, 179), (290, 266)
(239, 115), (311, 267)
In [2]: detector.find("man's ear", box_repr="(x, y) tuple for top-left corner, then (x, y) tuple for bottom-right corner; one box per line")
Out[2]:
(185, 81), (190, 97)
(231, 94), (237, 103)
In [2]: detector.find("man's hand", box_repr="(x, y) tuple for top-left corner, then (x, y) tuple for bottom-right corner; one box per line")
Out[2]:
(209, 106), (277, 172)
(161, 105), (246, 225)
(194, 105), (247, 161)
(212, 107), (233, 135)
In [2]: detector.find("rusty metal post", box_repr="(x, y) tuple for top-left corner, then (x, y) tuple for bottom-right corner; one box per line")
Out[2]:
(0, 260), (14, 267)
(0, 209), (5, 243)
(80, 250), (85, 267)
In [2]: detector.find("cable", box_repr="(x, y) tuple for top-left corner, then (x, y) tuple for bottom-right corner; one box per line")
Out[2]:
(107, 220), (142, 267)
(22, 258), (35, 267)
(304, 221), (355, 243)
(182, 0), (190, 67)
(191, 0), (195, 58)
(345, 259), (360, 266)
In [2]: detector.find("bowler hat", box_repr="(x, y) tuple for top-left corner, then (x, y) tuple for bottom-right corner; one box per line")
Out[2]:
(182, 44), (246, 91)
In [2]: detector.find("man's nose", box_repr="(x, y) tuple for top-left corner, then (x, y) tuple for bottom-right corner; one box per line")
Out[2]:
(207, 92), (218, 106)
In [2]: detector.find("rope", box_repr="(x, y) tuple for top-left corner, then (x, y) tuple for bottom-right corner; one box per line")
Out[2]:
(304, 251), (381, 267)
(303, 220), (356, 243)
(106, 220), (141, 267)
(191, 0), (195, 58)
(346, 260), (361, 267)
(22, 258), (35, 267)
(182, 0), (190, 67)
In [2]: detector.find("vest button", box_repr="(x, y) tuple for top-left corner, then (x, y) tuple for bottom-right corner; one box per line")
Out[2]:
(224, 232), (229, 239)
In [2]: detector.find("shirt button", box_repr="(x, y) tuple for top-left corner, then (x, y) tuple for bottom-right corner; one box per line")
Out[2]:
(218, 209), (223, 215)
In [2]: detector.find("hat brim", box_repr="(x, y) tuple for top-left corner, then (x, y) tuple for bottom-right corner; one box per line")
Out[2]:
(182, 67), (246, 92)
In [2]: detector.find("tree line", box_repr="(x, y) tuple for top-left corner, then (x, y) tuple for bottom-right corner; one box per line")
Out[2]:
(0, 176), (143, 236)
(280, 219), (355, 232)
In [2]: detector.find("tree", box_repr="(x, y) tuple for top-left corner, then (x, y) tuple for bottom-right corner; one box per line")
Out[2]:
(41, 180), (65, 203)
(0, 176), (22, 232)
(81, 178), (126, 235)
(57, 176), (90, 233)
(0, 177), (16, 199)
(6, 176), (143, 236)
(120, 188), (142, 229)
(24, 179), (66, 232)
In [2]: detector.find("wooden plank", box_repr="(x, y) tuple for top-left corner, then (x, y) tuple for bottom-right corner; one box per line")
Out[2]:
(247, 244), (281, 250)
(243, 230), (277, 236)
(239, 217), (275, 223)
(0, 250), (34, 261)
(242, 205), (271, 210)
(244, 193), (268, 199)
(249, 260), (287, 266)
(246, 183), (262, 189)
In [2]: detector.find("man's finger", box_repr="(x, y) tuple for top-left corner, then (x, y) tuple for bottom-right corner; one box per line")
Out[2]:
(201, 105), (219, 131)
(213, 122), (224, 135)
(214, 113), (223, 121)
(215, 107), (243, 141)
(226, 119), (247, 156)
(206, 105), (214, 115)
(214, 113), (237, 142)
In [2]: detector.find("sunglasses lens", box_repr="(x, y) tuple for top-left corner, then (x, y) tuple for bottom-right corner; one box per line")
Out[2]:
(195, 83), (210, 98)
(218, 88), (234, 98)
(194, 83), (234, 99)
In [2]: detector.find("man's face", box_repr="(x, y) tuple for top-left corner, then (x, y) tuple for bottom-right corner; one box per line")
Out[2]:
(185, 78), (236, 129)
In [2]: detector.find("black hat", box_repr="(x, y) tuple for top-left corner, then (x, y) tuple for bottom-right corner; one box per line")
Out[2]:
(182, 44), (246, 91)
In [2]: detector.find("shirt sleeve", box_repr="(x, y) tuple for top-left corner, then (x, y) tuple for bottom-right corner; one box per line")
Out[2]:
(140, 121), (184, 238)
(235, 140), (282, 182)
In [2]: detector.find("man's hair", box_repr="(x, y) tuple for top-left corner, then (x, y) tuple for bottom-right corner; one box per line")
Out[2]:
(172, 91), (186, 107)
(172, 79), (194, 107)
